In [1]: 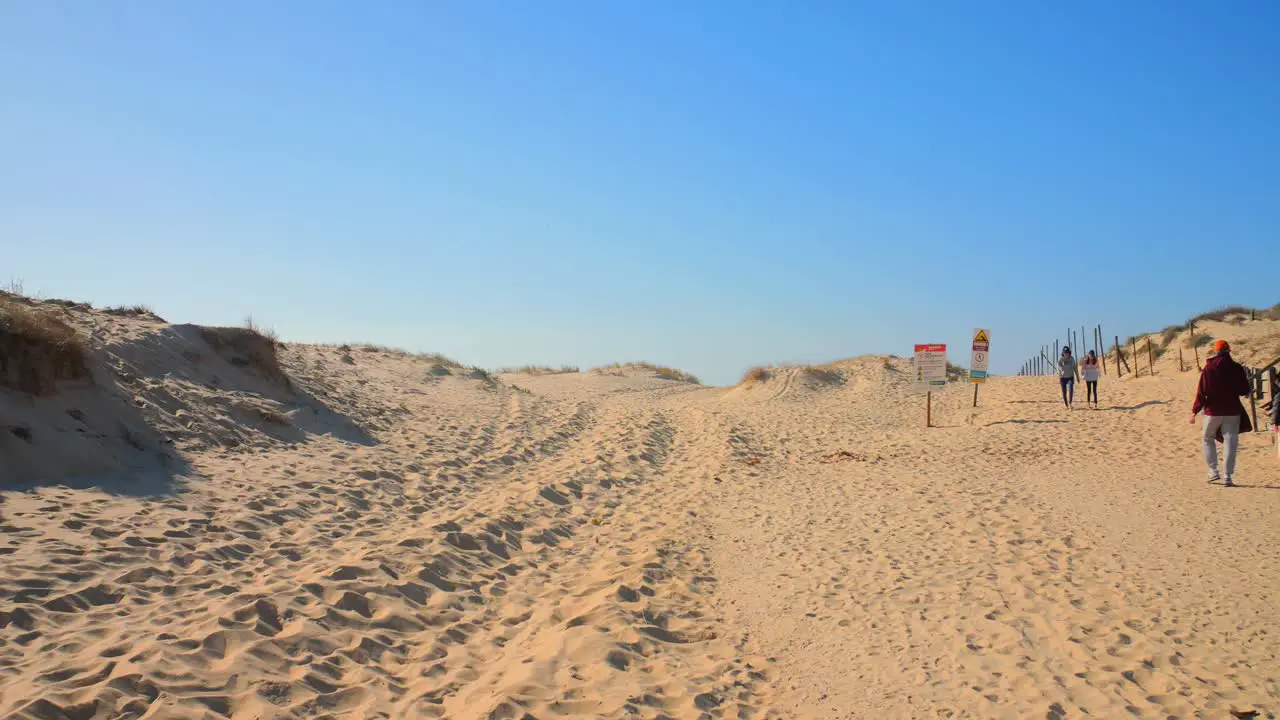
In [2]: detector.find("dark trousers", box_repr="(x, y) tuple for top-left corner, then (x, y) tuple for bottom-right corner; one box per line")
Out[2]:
(1086, 381), (1098, 403)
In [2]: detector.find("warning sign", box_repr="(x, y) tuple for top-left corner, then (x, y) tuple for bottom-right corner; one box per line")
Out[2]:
(914, 344), (948, 393)
(970, 328), (990, 383)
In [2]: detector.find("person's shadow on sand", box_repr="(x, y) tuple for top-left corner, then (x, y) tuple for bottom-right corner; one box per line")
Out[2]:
(1006, 400), (1062, 404)
(1101, 400), (1171, 411)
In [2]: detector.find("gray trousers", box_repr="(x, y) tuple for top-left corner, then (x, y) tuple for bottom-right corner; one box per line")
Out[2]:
(1202, 414), (1240, 479)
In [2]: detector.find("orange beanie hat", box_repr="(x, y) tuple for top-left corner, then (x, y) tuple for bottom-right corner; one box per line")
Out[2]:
(1214, 340), (1230, 352)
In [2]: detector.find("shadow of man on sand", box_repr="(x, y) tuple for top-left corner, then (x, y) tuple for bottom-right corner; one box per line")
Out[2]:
(1100, 400), (1171, 411)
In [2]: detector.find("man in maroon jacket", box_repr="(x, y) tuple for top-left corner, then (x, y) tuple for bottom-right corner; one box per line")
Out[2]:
(1191, 340), (1251, 486)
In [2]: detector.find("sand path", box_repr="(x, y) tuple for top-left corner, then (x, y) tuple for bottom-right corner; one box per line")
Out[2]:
(697, 371), (1279, 718)
(2, 354), (1278, 719)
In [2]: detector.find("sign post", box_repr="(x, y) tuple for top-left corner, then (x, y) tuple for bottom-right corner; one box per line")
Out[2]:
(914, 343), (948, 427)
(969, 329), (990, 407)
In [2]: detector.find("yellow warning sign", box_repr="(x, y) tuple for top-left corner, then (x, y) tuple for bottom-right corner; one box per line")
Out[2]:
(970, 328), (990, 382)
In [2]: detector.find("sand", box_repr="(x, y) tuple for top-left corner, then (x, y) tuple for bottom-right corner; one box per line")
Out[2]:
(1, 304), (1278, 719)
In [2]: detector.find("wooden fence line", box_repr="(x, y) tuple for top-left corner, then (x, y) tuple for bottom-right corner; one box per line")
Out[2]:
(1018, 323), (1169, 380)
(1015, 328), (1279, 435)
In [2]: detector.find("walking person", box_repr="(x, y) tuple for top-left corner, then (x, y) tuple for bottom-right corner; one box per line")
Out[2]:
(1191, 340), (1252, 487)
(1058, 346), (1080, 409)
(1271, 385), (1280, 460)
(1081, 350), (1101, 408)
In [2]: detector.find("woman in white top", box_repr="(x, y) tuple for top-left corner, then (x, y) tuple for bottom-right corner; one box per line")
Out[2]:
(1081, 350), (1102, 408)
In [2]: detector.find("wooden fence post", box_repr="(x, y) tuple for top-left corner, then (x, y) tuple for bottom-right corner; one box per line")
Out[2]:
(1147, 339), (1155, 375)
(1190, 321), (1201, 369)
(1131, 337), (1140, 377)
(1270, 367), (1279, 422)
(1249, 369), (1260, 433)
(1115, 336), (1127, 377)
(1179, 347), (1184, 372)
(1098, 326), (1107, 376)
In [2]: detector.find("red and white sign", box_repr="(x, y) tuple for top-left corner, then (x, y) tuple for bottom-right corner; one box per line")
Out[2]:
(914, 343), (948, 392)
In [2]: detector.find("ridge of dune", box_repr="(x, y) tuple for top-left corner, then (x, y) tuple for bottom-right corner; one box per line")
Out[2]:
(1118, 307), (1280, 376)
(2, 294), (1279, 719)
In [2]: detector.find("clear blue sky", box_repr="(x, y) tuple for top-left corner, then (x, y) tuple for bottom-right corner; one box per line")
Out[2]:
(3, 2), (1277, 385)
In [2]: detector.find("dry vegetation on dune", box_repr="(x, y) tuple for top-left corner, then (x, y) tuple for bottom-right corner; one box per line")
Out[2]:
(0, 294), (90, 394)
(1131, 303), (1280, 359)
(198, 324), (290, 387)
(651, 366), (700, 383)
(1153, 304), (1280, 344)
(416, 352), (461, 367)
(498, 365), (580, 375)
(325, 343), (461, 368)
(355, 344), (457, 363)
(1108, 302), (1280, 374)
(738, 363), (849, 386)
(595, 362), (701, 384)
(102, 304), (162, 320)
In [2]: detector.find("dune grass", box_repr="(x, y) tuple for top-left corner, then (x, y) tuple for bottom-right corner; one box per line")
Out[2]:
(467, 367), (499, 385)
(200, 320), (290, 386)
(324, 342), (461, 366)
(0, 295), (90, 395)
(1189, 305), (1258, 324)
(595, 362), (701, 384)
(102, 304), (160, 319)
(243, 315), (279, 343)
(498, 365), (580, 375)
(1141, 303), (1280, 354)
(738, 363), (850, 386)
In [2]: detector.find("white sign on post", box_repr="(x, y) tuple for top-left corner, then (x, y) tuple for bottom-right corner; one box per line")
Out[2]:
(913, 344), (948, 393)
(970, 329), (990, 383)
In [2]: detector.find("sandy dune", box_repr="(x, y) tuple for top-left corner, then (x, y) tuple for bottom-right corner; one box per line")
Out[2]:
(2, 302), (1278, 719)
